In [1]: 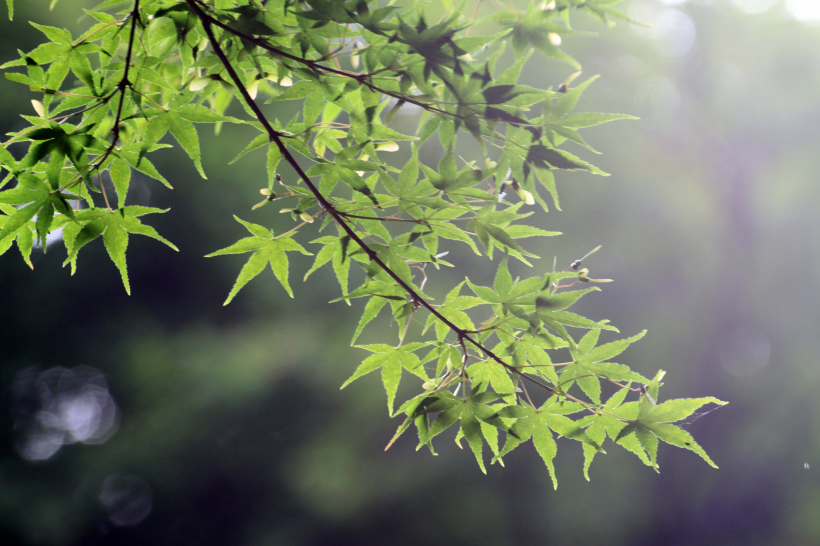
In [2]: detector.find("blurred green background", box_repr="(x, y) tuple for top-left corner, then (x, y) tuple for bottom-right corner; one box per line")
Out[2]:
(3, 0), (820, 544)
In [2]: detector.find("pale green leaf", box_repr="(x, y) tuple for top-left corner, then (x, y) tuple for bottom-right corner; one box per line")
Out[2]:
(382, 356), (402, 414)
(455, 410), (482, 472)
(167, 114), (205, 178)
(352, 295), (388, 344)
(267, 144), (282, 188)
(303, 240), (336, 281)
(229, 132), (268, 165)
(584, 330), (646, 362)
(646, 397), (728, 424)
(110, 158), (130, 208)
(102, 220), (129, 294)
(533, 420), (558, 489)
(560, 112), (638, 128)
(205, 237), (265, 257)
(266, 243), (293, 297)
(341, 352), (390, 389)
(234, 215), (271, 239)
(223, 250), (267, 305)
(646, 422), (718, 468)
(0, 198), (43, 243)
(494, 254), (512, 297)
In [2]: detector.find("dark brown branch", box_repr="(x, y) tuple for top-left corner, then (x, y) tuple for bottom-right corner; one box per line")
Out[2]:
(55, 0), (141, 197)
(338, 211), (422, 223)
(186, 0), (461, 120)
(106, 0), (140, 159)
(183, 0), (579, 406)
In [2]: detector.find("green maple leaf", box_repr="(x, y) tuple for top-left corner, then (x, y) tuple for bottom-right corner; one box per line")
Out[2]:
(495, 397), (601, 488)
(557, 329), (649, 404)
(0, 173), (74, 245)
(617, 395), (728, 471)
(415, 388), (512, 473)
(0, 202), (35, 268)
(62, 206), (178, 293)
(348, 284), (406, 345)
(576, 385), (638, 480)
(465, 255), (559, 310)
(304, 234), (355, 297)
(342, 342), (429, 414)
(206, 216), (312, 304)
(136, 102), (246, 179)
(421, 281), (481, 342)
(579, 372), (727, 474)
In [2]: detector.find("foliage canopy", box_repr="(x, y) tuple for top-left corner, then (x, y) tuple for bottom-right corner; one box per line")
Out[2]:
(0, 0), (725, 486)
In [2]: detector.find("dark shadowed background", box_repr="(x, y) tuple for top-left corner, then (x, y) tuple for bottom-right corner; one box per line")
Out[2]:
(3, 1), (820, 544)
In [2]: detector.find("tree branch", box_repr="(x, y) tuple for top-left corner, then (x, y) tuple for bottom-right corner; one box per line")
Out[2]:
(182, 0), (618, 411)
(186, 0), (461, 119)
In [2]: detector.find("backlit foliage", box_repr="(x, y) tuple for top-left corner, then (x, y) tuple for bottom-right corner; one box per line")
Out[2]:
(0, 0), (725, 486)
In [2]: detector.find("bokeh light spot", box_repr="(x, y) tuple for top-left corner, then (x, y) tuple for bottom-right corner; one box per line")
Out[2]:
(627, 3), (696, 57)
(12, 365), (119, 461)
(635, 76), (681, 124)
(100, 474), (153, 527)
(654, 10), (696, 57)
(730, 0), (777, 14)
(718, 327), (771, 377)
(786, 0), (820, 22)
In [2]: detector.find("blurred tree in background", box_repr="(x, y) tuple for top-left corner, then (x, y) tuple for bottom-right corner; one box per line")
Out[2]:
(2, 1), (820, 545)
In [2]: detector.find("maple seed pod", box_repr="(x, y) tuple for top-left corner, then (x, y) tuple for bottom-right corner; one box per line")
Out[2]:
(558, 70), (582, 94)
(247, 79), (260, 100)
(260, 188), (274, 196)
(485, 158), (497, 169)
(266, 71), (293, 86)
(350, 41), (360, 69)
(511, 180), (535, 205)
(188, 76), (212, 92)
(251, 199), (269, 210)
(299, 212), (314, 223)
(375, 141), (399, 152)
(31, 100), (44, 117)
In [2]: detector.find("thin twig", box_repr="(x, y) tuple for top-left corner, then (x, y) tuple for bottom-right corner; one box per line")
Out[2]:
(185, 0), (621, 417)
(185, 1), (462, 119)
